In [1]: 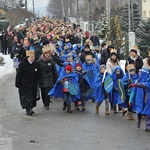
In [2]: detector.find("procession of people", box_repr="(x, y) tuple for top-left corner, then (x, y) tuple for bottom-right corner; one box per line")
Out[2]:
(1, 16), (150, 133)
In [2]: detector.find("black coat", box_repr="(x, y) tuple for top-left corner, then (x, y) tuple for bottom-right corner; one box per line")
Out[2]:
(125, 56), (143, 73)
(15, 59), (40, 97)
(38, 57), (58, 88)
(90, 35), (100, 47)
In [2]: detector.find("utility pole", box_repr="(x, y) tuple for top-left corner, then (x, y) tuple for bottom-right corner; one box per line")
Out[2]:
(33, 0), (35, 20)
(106, 0), (110, 23)
(77, 0), (79, 24)
(128, 0), (131, 32)
(61, 0), (65, 19)
(88, 0), (92, 33)
(25, 0), (27, 11)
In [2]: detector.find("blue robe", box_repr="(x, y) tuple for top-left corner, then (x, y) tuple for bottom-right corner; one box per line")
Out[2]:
(134, 69), (150, 114)
(110, 66), (125, 105)
(121, 72), (138, 109)
(48, 72), (79, 101)
(94, 72), (111, 103)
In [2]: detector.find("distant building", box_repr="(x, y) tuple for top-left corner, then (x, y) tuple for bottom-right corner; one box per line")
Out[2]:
(142, 0), (150, 19)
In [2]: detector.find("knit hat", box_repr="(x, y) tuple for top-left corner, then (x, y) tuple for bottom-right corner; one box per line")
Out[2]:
(84, 44), (90, 49)
(100, 64), (106, 70)
(43, 39), (50, 46)
(110, 49), (117, 56)
(130, 45), (138, 54)
(65, 65), (72, 72)
(76, 63), (82, 68)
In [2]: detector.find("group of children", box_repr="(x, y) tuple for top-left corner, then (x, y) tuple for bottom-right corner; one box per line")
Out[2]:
(47, 54), (150, 132)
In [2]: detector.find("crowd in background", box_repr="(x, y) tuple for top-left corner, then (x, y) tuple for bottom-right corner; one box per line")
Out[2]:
(0, 16), (150, 132)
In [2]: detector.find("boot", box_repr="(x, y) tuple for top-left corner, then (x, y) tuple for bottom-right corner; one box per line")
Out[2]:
(95, 105), (99, 114)
(63, 102), (67, 111)
(105, 108), (110, 115)
(137, 118), (141, 128)
(125, 111), (134, 120)
(82, 107), (86, 111)
(74, 106), (80, 111)
(67, 106), (72, 113)
(113, 106), (118, 114)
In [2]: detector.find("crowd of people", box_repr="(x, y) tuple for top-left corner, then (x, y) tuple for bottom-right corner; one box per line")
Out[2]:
(1, 16), (150, 132)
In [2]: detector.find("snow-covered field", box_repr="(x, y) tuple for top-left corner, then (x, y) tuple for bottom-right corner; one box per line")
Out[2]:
(0, 54), (15, 80)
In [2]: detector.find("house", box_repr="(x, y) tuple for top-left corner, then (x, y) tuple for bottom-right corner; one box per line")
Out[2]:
(142, 0), (150, 19)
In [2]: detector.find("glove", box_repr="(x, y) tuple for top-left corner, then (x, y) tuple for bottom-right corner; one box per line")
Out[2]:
(129, 84), (137, 88)
(128, 102), (132, 107)
(127, 79), (131, 85)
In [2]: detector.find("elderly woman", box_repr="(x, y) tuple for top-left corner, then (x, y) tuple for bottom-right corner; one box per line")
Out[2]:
(15, 50), (40, 116)
(38, 45), (58, 110)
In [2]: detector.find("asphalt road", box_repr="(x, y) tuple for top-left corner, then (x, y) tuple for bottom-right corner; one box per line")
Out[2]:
(0, 73), (150, 150)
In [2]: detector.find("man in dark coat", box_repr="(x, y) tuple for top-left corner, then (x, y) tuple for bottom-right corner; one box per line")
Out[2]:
(125, 46), (143, 74)
(90, 33), (100, 47)
(15, 50), (40, 116)
(0, 30), (8, 55)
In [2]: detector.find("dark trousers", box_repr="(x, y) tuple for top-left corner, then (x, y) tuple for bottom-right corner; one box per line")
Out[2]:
(19, 95), (35, 109)
(41, 87), (52, 107)
(64, 92), (72, 106)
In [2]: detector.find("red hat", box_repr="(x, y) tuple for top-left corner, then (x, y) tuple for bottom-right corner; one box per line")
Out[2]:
(65, 65), (72, 72)
(76, 63), (82, 68)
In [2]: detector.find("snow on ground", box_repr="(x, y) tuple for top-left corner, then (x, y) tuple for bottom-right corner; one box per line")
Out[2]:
(0, 54), (15, 80)
(0, 53), (126, 80)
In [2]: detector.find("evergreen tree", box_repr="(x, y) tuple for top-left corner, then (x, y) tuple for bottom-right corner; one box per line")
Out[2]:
(108, 15), (123, 52)
(94, 12), (108, 40)
(120, 3), (141, 33)
(136, 18), (150, 58)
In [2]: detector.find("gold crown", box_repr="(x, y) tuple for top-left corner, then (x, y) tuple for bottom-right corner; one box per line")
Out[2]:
(110, 49), (117, 54)
(126, 64), (135, 71)
(106, 41), (112, 45)
(131, 45), (138, 51)
(42, 45), (55, 53)
(26, 50), (34, 57)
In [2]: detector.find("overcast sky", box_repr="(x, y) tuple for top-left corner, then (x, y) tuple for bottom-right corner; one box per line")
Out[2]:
(27, 0), (49, 17)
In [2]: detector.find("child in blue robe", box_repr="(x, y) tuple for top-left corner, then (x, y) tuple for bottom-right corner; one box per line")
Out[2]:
(111, 66), (125, 114)
(48, 65), (79, 113)
(82, 54), (98, 102)
(121, 64), (138, 120)
(94, 65), (112, 115)
(74, 63), (90, 111)
(129, 68), (150, 129)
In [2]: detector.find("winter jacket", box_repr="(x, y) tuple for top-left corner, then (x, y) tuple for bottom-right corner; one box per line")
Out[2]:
(125, 56), (143, 73)
(90, 35), (100, 47)
(15, 59), (40, 96)
(142, 58), (150, 70)
(38, 56), (58, 88)
(106, 58), (120, 74)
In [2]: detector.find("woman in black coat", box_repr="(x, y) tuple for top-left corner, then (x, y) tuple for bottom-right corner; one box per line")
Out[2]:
(15, 50), (40, 116)
(38, 45), (58, 110)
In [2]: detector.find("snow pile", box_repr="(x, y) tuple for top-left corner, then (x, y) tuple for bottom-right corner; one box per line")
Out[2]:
(0, 54), (15, 80)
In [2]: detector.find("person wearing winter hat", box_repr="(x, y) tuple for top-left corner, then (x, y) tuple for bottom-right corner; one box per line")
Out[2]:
(38, 45), (58, 110)
(80, 44), (95, 63)
(106, 49), (120, 74)
(125, 45), (143, 73)
(94, 64), (112, 115)
(74, 63), (90, 111)
(15, 50), (40, 116)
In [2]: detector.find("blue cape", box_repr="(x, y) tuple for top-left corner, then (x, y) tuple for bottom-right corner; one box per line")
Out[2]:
(48, 72), (79, 101)
(110, 66), (125, 105)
